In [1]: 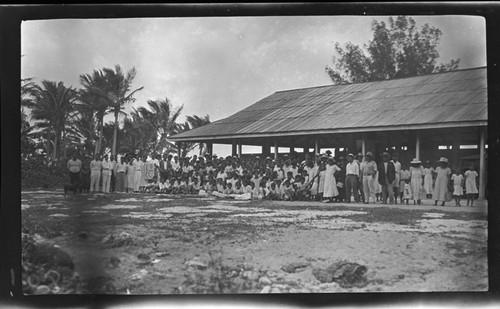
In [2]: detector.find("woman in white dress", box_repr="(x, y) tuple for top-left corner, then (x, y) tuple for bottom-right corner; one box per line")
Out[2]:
(451, 169), (464, 207)
(323, 157), (341, 203)
(409, 158), (424, 205)
(423, 161), (434, 198)
(433, 157), (451, 206)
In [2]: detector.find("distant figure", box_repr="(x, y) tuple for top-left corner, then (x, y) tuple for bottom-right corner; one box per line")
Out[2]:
(90, 154), (102, 193)
(409, 158), (424, 205)
(451, 169), (464, 207)
(464, 164), (479, 207)
(423, 161), (435, 198)
(67, 154), (82, 185)
(377, 152), (396, 204)
(433, 157), (451, 206)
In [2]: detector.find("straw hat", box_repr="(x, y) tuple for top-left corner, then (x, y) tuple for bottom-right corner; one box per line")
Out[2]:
(410, 158), (421, 164)
(347, 153), (354, 158)
(365, 152), (373, 158)
(437, 157), (448, 164)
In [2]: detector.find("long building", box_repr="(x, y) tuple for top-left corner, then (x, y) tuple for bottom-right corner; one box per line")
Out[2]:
(170, 67), (488, 199)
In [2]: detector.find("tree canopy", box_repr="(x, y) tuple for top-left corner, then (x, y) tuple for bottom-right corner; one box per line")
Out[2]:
(325, 16), (460, 85)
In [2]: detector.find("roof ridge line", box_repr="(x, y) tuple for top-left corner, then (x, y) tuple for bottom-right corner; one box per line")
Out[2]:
(274, 66), (486, 94)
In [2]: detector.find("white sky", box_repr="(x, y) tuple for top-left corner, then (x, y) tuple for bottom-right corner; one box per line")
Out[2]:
(21, 15), (486, 156)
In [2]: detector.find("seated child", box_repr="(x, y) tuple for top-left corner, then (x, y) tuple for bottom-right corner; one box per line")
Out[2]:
(282, 180), (295, 201)
(295, 176), (308, 201)
(266, 182), (280, 200)
(233, 181), (244, 195)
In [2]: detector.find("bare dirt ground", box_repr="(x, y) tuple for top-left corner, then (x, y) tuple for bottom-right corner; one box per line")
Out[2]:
(21, 190), (488, 294)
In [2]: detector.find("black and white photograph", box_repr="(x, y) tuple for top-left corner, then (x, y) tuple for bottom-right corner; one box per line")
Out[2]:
(3, 3), (497, 307)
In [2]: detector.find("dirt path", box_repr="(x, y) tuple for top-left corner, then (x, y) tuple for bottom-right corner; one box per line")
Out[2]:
(21, 190), (488, 294)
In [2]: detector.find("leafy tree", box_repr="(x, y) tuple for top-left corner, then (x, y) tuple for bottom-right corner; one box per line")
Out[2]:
(326, 16), (460, 84)
(133, 98), (184, 155)
(79, 65), (143, 156)
(185, 114), (211, 155)
(31, 81), (77, 161)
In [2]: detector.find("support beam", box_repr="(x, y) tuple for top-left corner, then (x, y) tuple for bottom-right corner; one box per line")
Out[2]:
(206, 142), (213, 156)
(232, 140), (237, 157)
(238, 143), (242, 158)
(479, 128), (486, 200)
(176, 142), (181, 158)
(452, 129), (461, 169)
(314, 138), (319, 155)
(415, 131), (421, 160)
(361, 134), (366, 156)
(274, 139), (278, 160)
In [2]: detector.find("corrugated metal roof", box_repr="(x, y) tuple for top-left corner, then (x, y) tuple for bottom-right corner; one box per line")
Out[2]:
(171, 67), (487, 141)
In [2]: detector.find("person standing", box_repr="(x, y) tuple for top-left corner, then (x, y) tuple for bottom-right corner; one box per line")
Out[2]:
(101, 154), (112, 193)
(133, 154), (143, 193)
(377, 152), (396, 204)
(355, 152), (365, 203)
(80, 156), (91, 193)
(423, 161), (435, 198)
(126, 156), (135, 193)
(67, 154), (82, 185)
(464, 164), (479, 207)
(391, 153), (401, 204)
(409, 158), (424, 205)
(323, 157), (341, 203)
(115, 156), (127, 192)
(109, 155), (117, 192)
(345, 153), (360, 203)
(361, 152), (377, 204)
(451, 169), (464, 207)
(90, 154), (102, 193)
(433, 157), (451, 206)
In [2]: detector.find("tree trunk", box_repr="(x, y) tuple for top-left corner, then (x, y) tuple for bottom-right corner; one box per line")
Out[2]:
(62, 129), (67, 159)
(53, 130), (59, 162)
(97, 117), (104, 154)
(112, 109), (119, 156)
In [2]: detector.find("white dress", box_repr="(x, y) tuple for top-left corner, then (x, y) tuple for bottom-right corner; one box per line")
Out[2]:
(451, 174), (464, 196)
(464, 170), (478, 194)
(323, 164), (340, 198)
(423, 167), (434, 194)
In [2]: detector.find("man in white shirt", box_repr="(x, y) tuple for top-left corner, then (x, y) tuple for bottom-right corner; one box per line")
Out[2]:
(345, 153), (360, 203)
(101, 154), (112, 193)
(67, 154), (82, 185)
(115, 156), (127, 192)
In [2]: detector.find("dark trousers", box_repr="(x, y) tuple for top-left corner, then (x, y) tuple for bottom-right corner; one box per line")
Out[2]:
(110, 171), (116, 192)
(70, 171), (80, 185)
(345, 174), (360, 202)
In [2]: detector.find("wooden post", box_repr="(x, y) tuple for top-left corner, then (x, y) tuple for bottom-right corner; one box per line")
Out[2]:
(361, 134), (366, 156)
(415, 131), (421, 160)
(479, 128), (486, 200)
(274, 139), (278, 160)
(238, 143), (242, 158)
(232, 140), (237, 157)
(314, 138), (319, 155)
(452, 129), (461, 169)
(289, 146), (294, 154)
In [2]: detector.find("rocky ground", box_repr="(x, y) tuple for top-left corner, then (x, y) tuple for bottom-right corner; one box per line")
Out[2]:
(21, 190), (488, 294)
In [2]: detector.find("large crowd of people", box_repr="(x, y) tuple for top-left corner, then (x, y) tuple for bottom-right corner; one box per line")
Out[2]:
(66, 150), (480, 207)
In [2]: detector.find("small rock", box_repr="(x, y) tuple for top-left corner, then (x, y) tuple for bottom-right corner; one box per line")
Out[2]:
(281, 262), (311, 273)
(34, 285), (51, 294)
(260, 285), (271, 293)
(130, 269), (148, 281)
(155, 252), (170, 257)
(270, 287), (281, 293)
(258, 276), (272, 285)
(242, 270), (259, 281)
(186, 258), (207, 270)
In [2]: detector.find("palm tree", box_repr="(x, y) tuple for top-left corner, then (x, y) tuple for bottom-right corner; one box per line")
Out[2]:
(134, 98), (183, 154)
(31, 80), (77, 161)
(185, 114), (211, 155)
(80, 65), (143, 156)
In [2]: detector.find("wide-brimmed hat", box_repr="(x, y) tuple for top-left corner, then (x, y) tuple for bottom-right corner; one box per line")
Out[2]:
(347, 153), (354, 158)
(437, 157), (448, 164)
(410, 158), (421, 164)
(365, 152), (373, 158)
